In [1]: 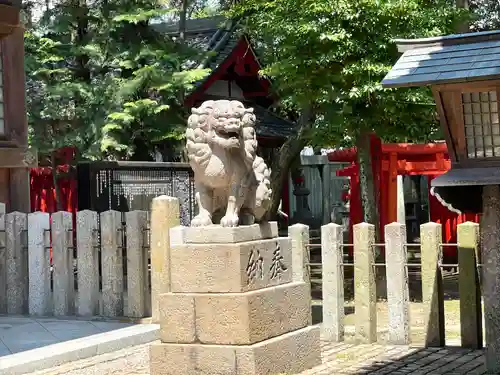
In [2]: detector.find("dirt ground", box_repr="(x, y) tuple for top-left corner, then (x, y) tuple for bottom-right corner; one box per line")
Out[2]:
(310, 268), (478, 344)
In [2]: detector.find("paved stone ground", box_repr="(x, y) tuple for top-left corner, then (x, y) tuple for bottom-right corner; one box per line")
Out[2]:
(0, 315), (136, 354)
(29, 341), (487, 375)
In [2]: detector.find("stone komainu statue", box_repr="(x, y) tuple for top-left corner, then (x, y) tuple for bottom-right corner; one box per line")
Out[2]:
(185, 100), (272, 227)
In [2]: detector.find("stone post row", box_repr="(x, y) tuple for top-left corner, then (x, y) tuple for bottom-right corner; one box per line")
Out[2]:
(320, 222), (412, 345)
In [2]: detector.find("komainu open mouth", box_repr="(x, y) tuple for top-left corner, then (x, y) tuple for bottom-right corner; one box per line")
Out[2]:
(216, 128), (240, 139)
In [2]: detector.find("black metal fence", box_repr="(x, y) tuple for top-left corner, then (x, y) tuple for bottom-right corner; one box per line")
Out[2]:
(77, 161), (195, 226)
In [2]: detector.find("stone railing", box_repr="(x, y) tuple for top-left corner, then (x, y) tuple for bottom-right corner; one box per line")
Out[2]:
(0, 193), (482, 352)
(0, 196), (181, 318)
(290, 221), (483, 349)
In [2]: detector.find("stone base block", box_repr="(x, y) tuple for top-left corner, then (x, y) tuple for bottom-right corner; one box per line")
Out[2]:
(170, 222), (278, 245)
(170, 237), (292, 293)
(150, 326), (321, 375)
(159, 282), (311, 345)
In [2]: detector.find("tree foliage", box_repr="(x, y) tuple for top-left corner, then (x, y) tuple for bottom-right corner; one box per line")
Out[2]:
(230, 0), (468, 222)
(470, 0), (500, 31)
(25, 0), (210, 162)
(232, 0), (468, 146)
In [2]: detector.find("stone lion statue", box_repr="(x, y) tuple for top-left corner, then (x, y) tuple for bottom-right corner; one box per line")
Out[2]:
(185, 100), (272, 227)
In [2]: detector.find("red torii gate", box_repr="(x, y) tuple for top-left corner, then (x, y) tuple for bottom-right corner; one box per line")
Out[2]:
(328, 135), (479, 257)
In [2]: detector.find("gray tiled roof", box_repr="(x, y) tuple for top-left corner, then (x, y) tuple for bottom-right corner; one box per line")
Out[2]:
(253, 106), (297, 138)
(153, 16), (241, 73)
(382, 30), (500, 88)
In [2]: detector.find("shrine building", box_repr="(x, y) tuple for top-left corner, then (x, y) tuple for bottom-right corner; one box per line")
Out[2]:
(154, 16), (298, 159)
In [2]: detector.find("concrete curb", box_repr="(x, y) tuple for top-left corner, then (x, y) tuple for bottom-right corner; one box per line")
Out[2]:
(0, 324), (160, 375)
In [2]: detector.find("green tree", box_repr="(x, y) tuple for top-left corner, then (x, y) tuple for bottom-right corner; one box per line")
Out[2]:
(25, 0), (211, 208)
(232, 0), (468, 223)
(25, 0), (210, 163)
(469, 0), (500, 30)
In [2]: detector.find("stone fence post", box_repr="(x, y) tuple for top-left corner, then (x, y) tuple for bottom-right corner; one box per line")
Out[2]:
(457, 222), (482, 349)
(100, 210), (123, 317)
(0, 203), (6, 313)
(321, 223), (344, 341)
(52, 211), (74, 316)
(289, 223), (310, 284)
(28, 212), (51, 316)
(289, 223), (311, 324)
(76, 210), (99, 316)
(420, 222), (445, 347)
(126, 210), (149, 318)
(354, 223), (376, 344)
(385, 222), (410, 345)
(151, 196), (180, 323)
(6, 212), (28, 314)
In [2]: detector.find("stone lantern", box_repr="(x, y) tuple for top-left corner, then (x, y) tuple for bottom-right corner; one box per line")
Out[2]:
(0, 0), (21, 39)
(382, 29), (500, 372)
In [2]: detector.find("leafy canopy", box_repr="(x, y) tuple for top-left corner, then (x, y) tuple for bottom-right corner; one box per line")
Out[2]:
(232, 0), (468, 146)
(25, 0), (210, 162)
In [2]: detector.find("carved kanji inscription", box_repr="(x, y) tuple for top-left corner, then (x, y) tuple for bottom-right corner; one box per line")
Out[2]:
(270, 241), (287, 280)
(246, 247), (264, 284)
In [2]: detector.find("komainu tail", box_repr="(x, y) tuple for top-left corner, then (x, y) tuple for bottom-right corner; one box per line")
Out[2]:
(253, 156), (272, 221)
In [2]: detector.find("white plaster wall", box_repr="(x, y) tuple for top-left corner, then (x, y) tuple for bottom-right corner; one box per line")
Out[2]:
(205, 80), (245, 99)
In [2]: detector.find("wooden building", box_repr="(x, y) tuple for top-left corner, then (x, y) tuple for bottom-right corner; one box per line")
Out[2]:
(0, 0), (37, 211)
(155, 16), (297, 157)
(382, 30), (500, 213)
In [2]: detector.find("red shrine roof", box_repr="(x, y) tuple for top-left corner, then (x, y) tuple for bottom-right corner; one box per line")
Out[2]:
(154, 16), (298, 139)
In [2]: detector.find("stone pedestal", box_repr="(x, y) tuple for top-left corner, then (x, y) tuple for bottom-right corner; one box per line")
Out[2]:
(150, 222), (321, 375)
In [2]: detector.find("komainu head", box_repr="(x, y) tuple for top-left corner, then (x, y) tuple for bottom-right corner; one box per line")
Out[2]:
(185, 100), (258, 166)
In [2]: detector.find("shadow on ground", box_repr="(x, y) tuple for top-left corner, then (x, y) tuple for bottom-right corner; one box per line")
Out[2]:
(347, 346), (486, 375)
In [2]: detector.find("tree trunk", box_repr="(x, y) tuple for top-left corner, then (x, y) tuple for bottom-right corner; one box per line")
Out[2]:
(268, 105), (314, 219)
(356, 132), (378, 229)
(456, 0), (469, 33)
(357, 132), (384, 297)
(179, 0), (189, 41)
(178, 0), (189, 104)
(75, 0), (90, 82)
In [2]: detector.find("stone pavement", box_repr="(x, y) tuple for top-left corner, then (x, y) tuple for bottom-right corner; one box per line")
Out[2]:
(28, 340), (488, 375)
(0, 315), (137, 354)
(0, 315), (159, 375)
(302, 342), (486, 374)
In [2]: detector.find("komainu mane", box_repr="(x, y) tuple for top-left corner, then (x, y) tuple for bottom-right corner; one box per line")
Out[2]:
(185, 100), (272, 227)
